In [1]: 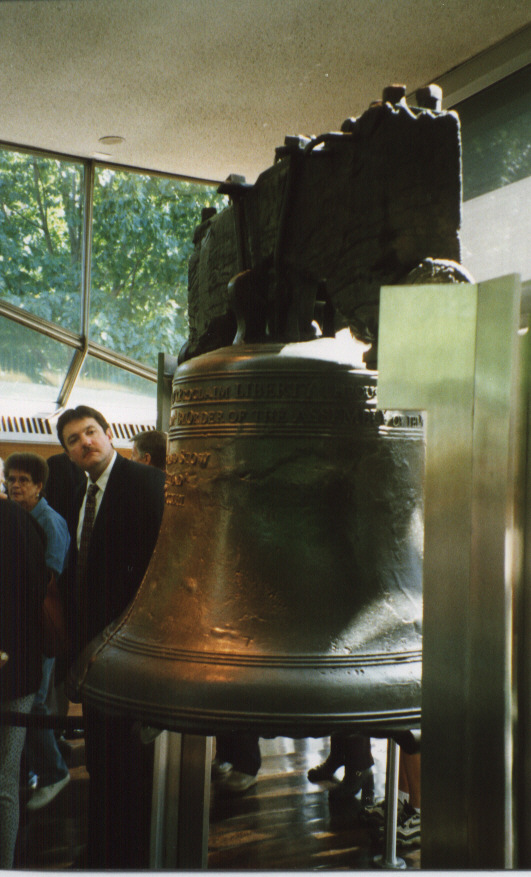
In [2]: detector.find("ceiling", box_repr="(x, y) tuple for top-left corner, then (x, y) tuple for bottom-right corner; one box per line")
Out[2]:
(1, 0), (530, 184)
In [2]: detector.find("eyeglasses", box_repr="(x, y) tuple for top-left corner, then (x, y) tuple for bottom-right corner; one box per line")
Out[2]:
(7, 474), (34, 485)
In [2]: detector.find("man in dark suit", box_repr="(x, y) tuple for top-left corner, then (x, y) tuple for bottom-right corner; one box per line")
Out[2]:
(57, 404), (165, 869)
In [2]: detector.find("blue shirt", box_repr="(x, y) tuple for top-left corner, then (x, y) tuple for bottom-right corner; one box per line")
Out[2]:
(31, 497), (70, 576)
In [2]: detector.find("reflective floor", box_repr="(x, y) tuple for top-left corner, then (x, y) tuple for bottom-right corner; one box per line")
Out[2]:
(209, 736), (420, 871)
(15, 733), (420, 870)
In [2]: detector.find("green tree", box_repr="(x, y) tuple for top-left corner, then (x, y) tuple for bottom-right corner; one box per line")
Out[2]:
(0, 151), (83, 330)
(0, 149), (226, 375)
(90, 169), (223, 360)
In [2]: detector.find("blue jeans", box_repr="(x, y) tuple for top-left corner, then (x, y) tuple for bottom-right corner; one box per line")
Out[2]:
(24, 656), (69, 787)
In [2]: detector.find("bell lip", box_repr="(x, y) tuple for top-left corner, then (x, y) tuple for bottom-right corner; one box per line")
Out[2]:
(68, 676), (421, 737)
(67, 634), (421, 738)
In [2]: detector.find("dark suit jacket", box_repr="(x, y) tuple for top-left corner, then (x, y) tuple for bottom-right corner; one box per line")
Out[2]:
(0, 500), (48, 699)
(61, 453), (165, 661)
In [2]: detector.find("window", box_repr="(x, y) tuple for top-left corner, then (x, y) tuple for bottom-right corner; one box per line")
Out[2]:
(456, 64), (531, 285)
(0, 148), (226, 428)
(69, 354), (157, 425)
(0, 315), (74, 412)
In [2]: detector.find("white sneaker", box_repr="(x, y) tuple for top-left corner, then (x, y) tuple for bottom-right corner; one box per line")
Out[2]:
(211, 757), (232, 780)
(218, 770), (257, 794)
(26, 773), (70, 810)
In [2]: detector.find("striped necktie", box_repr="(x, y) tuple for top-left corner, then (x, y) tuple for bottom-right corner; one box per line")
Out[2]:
(77, 483), (99, 582)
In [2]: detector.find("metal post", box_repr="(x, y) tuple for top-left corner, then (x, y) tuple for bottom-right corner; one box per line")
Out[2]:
(150, 732), (212, 868)
(157, 352), (179, 432)
(374, 738), (405, 869)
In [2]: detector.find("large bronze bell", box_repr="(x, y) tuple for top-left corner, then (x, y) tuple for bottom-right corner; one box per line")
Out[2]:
(70, 337), (424, 737)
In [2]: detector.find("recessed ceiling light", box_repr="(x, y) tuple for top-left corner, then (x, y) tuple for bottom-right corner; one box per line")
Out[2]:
(98, 135), (125, 145)
(92, 152), (113, 159)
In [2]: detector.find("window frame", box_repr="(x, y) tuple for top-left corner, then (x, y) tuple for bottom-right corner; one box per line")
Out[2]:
(0, 142), (222, 419)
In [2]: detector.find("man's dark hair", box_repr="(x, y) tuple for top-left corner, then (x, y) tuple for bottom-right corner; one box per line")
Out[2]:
(132, 430), (167, 470)
(57, 406), (111, 449)
(4, 452), (49, 489)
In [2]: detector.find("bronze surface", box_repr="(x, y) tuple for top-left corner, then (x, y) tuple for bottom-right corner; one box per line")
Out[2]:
(71, 338), (424, 736)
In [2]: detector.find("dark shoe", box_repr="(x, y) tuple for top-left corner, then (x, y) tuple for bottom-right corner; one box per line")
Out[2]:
(218, 770), (257, 795)
(328, 767), (374, 803)
(360, 797), (405, 826)
(307, 757), (341, 783)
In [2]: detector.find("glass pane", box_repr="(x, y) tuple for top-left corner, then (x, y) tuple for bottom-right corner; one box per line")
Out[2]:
(0, 317), (72, 412)
(69, 354), (157, 425)
(458, 65), (531, 284)
(459, 65), (531, 202)
(0, 148), (84, 331)
(90, 169), (226, 361)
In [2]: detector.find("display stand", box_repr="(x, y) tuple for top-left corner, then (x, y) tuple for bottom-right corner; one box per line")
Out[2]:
(378, 275), (525, 868)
